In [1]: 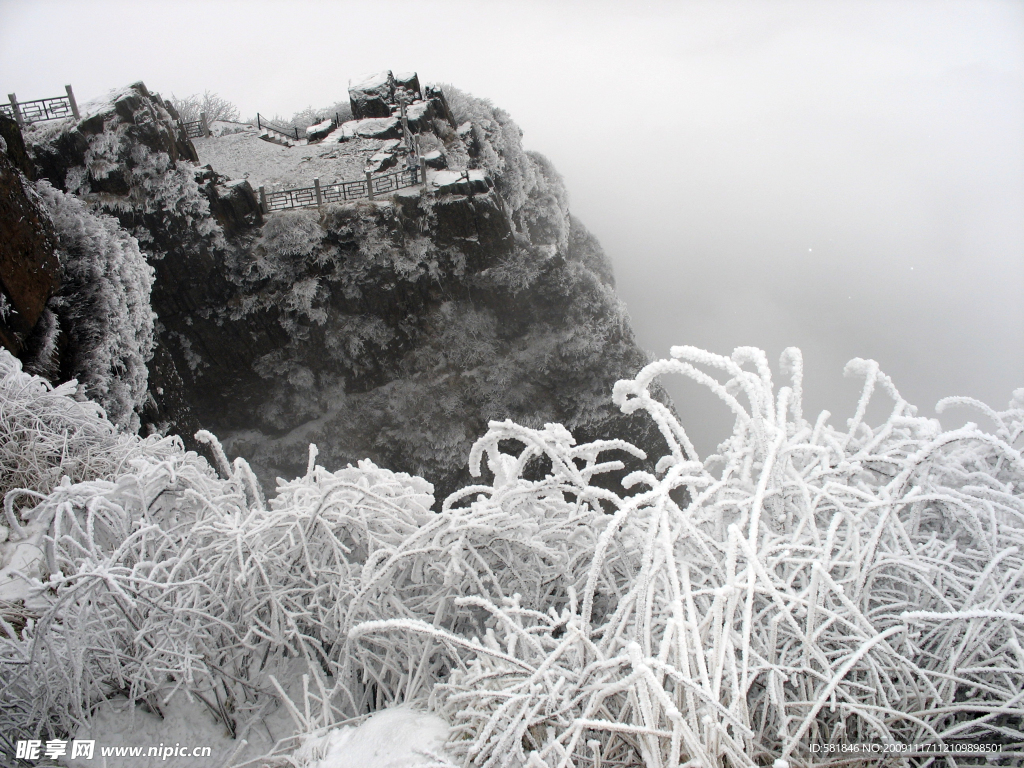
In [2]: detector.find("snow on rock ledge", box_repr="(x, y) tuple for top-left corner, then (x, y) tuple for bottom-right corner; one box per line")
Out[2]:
(349, 71), (396, 120)
(336, 117), (402, 141)
(306, 117), (336, 143)
(428, 168), (491, 195)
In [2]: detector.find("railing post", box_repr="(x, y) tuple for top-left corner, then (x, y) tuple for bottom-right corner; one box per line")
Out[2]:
(413, 135), (428, 190)
(200, 112), (211, 136)
(65, 85), (79, 119)
(257, 114), (261, 131)
(365, 171), (374, 200)
(295, 126), (299, 141)
(259, 186), (268, 214)
(399, 97), (413, 153)
(7, 93), (23, 127)
(314, 177), (322, 208)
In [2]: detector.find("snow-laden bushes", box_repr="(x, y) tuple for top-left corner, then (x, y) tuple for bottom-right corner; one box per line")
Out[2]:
(403, 349), (1024, 767)
(438, 86), (571, 259)
(1, 346), (1023, 766)
(33, 181), (155, 430)
(0, 353), (180, 504)
(440, 85), (534, 215)
(59, 108), (217, 242)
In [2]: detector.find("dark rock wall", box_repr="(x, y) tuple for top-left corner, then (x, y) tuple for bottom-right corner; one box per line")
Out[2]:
(0, 117), (61, 360)
(0, 114), (36, 178)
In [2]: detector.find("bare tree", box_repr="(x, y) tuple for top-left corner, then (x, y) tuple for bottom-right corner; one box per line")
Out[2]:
(170, 90), (239, 124)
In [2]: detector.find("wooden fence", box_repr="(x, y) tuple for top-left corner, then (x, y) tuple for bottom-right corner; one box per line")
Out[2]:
(182, 113), (210, 139)
(259, 165), (424, 213)
(2, 85), (79, 126)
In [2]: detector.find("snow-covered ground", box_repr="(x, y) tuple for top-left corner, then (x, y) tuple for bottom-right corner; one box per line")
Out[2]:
(193, 132), (396, 190)
(295, 706), (455, 768)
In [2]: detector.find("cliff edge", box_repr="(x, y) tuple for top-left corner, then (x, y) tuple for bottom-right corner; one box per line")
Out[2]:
(6, 75), (676, 500)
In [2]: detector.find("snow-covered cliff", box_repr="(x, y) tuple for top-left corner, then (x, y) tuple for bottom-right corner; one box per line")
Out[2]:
(9, 77), (674, 500)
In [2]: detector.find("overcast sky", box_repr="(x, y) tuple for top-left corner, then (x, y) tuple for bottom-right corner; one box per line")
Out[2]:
(2, 0), (1021, 455)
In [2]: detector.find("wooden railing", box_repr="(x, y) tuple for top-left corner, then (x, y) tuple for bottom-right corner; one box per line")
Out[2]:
(181, 114), (210, 139)
(259, 165), (424, 213)
(2, 86), (79, 126)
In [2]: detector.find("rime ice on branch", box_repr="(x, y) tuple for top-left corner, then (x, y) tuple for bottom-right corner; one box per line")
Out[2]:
(2, 337), (1023, 765)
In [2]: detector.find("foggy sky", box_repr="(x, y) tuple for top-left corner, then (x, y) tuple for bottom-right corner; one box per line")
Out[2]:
(2, 0), (1021, 456)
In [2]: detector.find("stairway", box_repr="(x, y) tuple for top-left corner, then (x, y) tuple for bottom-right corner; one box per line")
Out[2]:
(254, 113), (308, 148)
(258, 127), (303, 148)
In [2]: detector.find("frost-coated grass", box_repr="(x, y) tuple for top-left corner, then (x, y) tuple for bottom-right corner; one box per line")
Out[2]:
(0, 353), (180, 502)
(1, 346), (1022, 767)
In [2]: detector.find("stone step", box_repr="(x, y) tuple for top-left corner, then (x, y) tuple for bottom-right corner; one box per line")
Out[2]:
(258, 130), (293, 148)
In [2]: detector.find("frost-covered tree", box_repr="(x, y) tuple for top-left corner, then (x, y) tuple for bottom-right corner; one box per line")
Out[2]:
(440, 84), (533, 213)
(170, 90), (239, 124)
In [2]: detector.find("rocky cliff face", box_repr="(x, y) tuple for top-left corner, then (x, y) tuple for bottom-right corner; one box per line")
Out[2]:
(10, 77), (676, 501)
(0, 115), (61, 365)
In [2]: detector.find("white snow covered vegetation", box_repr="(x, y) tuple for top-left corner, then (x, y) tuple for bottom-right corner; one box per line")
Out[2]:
(32, 181), (156, 431)
(1, 345), (1023, 766)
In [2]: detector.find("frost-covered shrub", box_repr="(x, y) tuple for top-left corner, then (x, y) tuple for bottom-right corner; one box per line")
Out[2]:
(3, 346), (1022, 767)
(51, 90), (219, 250)
(431, 302), (499, 370)
(516, 151), (570, 254)
(0, 350), (180, 503)
(232, 203), (435, 331)
(33, 180), (155, 429)
(123, 141), (217, 234)
(252, 209), (326, 274)
(0, 435), (436, 742)
(436, 86), (577, 297)
(439, 85), (535, 215)
(350, 348), (1024, 767)
(37, 87), (226, 420)
(566, 215), (616, 288)
(324, 314), (397, 371)
(0, 447), (229, 740)
(236, 209), (332, 324)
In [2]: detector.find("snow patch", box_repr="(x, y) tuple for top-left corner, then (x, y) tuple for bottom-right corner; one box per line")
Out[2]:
(339, 117), (401, 140)
(297, 706), (454, 768)
(209, 119), (256, 137)
(427, 168), (489, 194)
(306, 117), (334, 136)
(350, 71), (391, 90)
(406, 101), (429, 121)
(63, 692), (239, 768)
(193, 130), (378, 189)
